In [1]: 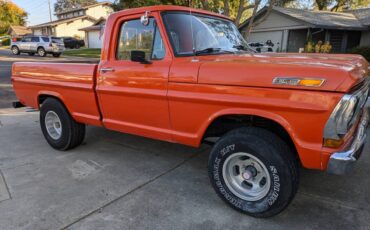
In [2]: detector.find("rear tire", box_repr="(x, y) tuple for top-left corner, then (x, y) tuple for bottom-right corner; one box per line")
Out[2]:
(208, 127), (299, 218)
(40, 98), (86, 150)
(11, 46), (20, 55)
(37, 47), (46, 57)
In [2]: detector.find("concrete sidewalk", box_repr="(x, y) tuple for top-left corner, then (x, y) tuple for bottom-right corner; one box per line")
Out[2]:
(0, 109), (369, 229)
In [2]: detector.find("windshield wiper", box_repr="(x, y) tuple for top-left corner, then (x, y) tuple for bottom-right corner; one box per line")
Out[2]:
(233, 44), (255, 53)
(194, 47), (234, 56)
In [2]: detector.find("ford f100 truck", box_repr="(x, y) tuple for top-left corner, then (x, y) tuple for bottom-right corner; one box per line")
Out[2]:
(12, 6), (370, 217)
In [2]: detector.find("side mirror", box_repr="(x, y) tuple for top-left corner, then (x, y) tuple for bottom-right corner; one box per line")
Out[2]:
(130, 50), (152, 64)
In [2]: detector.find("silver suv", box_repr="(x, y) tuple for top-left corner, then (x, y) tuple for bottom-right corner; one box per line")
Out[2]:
(11, 36), (65, 57)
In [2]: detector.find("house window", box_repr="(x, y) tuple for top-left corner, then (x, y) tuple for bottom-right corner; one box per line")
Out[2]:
(79, 10), (84, 16)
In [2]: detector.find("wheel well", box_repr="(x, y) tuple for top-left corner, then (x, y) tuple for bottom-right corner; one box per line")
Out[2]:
(37, 46), (45, 51)
(202, 114), (298, 159)
(11, 45), (18, 49)
(38, 95), (62, 108)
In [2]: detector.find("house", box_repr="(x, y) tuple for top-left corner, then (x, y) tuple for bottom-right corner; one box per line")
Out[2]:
(79, 18), (106, 48)
(239, 7), (370, 53)
(29, 1), (113, 39)
(7, 25), (32, 38)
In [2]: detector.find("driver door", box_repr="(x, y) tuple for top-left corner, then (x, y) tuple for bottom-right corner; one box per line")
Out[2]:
(97, 13), (173, 141)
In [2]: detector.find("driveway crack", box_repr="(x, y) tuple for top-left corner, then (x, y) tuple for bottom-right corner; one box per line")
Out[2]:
(0, 169), (12, 203)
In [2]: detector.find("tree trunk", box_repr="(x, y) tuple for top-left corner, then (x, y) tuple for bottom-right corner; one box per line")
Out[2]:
(201, 0), (209, 10)
(243, 0), (261, 40)
(223, 0), (230, 16)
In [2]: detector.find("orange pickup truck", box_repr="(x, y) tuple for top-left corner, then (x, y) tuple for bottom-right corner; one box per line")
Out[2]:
(12, 6), (369, 217)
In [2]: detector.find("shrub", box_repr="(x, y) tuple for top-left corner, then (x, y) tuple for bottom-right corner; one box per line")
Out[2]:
(349, 46), (370, 62)
(1, 38), (10, 46)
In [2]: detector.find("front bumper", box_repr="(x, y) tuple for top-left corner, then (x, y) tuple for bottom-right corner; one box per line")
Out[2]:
(327, 109), (369, 175)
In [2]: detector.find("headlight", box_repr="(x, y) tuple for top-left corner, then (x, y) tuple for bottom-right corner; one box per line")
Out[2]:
(324, 78), (370, 148)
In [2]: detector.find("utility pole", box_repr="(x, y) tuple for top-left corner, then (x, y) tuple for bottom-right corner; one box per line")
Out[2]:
(48, 0), (52, 22)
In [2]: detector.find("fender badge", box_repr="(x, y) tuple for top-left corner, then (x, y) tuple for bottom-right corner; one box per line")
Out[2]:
(273, 77), (326, 87)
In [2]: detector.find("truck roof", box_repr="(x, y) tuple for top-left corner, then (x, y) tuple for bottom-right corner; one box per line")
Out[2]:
(110, 5), (231, 21)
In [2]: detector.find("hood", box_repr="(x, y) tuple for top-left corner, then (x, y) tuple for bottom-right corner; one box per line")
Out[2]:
(197, 53), (369, 92)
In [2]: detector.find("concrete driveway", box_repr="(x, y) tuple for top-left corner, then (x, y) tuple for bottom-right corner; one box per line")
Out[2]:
(0, 108), (369, 229)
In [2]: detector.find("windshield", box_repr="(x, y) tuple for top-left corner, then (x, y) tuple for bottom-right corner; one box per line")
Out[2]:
(162, 12), (251, 56)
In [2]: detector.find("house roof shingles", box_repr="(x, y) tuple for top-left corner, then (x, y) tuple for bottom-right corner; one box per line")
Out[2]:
(240, 6), (370, 30)
(7, 25), (32, 36)
(29, 15), (97, 28)
(345, 8), (370, 27)
(79, 18), (106, 31)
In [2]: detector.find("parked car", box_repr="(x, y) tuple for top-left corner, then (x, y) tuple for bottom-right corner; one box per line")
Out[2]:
(10, 36), (65, 57)
(61, 36), (85, 49)
(11, 6), (370, 218)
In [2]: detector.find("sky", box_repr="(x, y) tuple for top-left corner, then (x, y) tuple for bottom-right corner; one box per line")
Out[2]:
(11, 0), (114, 26)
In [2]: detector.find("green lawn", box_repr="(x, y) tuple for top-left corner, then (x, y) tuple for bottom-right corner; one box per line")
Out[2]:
(63, 48), (101, 58)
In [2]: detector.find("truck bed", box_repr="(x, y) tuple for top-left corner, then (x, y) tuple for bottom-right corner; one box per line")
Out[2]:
(12, 62), (102, 127)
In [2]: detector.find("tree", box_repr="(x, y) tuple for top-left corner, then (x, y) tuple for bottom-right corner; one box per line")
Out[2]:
(54, 0), (98, 13)
(0, 0), (27, 35)
(313, 0), (370, 11)
(112, 0), (293, 26)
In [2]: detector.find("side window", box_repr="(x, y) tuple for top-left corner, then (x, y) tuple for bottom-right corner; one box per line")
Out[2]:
(31, 37), (40, 42)
(116, 18), (165, 60)
(152, 24), (165, 60)
(42, 37), (50, 42)
(22, 37), (31, 42)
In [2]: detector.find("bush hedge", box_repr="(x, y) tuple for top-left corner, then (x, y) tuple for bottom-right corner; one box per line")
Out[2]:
(349, 46), (370, 62)
(1, 38), (10, 46)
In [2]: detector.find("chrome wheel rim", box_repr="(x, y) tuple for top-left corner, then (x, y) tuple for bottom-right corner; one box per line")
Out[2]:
(12, 47), (18, 54)
(222, 152), (271, 201)
(45, 111), (62, 140)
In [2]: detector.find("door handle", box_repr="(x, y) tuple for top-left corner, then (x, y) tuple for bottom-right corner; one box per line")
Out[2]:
(100, 67), (115, 73)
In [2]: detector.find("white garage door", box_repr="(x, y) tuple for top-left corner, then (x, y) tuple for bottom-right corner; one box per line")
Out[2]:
(88, 31), (103, 48)
(248, 31), (283, 52)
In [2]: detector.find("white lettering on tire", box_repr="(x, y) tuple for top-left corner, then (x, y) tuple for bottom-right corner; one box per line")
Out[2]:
(220, 144), (235, 156)
(268, 166), (280, 206)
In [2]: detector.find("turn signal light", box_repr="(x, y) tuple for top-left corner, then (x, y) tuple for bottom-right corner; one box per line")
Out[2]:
(298, 79), (325, 87)
(323, 138), (344, 148)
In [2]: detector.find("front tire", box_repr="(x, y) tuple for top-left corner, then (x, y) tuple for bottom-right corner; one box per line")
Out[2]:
(11, 46), (20, 55)
(208, 127), (299, 218)
(40, 98), (86, 150)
